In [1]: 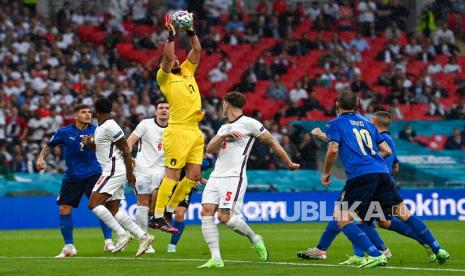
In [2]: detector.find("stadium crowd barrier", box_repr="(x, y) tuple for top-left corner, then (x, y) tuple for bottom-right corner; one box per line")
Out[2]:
(2, 189), (465, 230)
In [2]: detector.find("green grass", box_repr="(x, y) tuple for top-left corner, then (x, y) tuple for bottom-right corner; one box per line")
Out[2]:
(0, 222), (463, 275)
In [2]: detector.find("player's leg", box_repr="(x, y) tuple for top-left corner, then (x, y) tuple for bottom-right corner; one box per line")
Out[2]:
(198, 178), (224, 268)
(134, 174), (156, 253)
(55, 178), (84, 258)
(168, 201), (189, 253)
(167, 163), (201, 213)
(219, 177), (268, 262)
(393, 202), (449, 263)
(84, 174), (113, 252)
(149, 167), (180, 232)
(337, 174), (387, 268)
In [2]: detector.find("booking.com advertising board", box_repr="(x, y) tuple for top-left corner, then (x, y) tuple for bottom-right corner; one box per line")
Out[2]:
(1, 189), (465, 230)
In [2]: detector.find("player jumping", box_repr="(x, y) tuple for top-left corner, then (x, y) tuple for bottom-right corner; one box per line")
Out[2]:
(37, 104), (114, 258)
(84, 98), (154, 257)
(127, 99), (170, 254)
(314, 92), (449, 267)
(148, 12), (204, 233)
(198, 92), (300, 268)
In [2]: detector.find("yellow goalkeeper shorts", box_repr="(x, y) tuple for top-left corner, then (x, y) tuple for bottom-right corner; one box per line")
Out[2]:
(162, 126), (204, 169)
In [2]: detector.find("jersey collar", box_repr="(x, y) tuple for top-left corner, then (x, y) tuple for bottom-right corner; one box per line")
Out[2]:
(380, 131), (391, 135)
(339, 112), (356, 116)
(154, 118), (168, 128)
(228, 114), (243, 124)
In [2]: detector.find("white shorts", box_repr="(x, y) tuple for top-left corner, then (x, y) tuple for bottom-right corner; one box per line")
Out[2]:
(201, 176), (247, 215)
(134, 173), (163, 194)
(93, 173), (126, 201)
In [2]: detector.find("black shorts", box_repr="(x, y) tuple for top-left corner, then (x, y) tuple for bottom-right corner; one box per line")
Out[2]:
(339, 173), (403, 222)
(56, 174), (101, 208)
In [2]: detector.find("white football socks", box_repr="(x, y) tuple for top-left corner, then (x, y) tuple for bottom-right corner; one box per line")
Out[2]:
(114, 210), (146, 239)
(92, 205), (126, 236)
(201, 216), (222, 261)
(226, 215), (260, 245)
(135, 206), (149, 232)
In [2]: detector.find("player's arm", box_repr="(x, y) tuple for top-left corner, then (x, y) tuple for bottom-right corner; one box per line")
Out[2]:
(36, 145), (51, 171)
(206, 131), (243, 154)
(322, 141), (339, 186)
(37, 130), (63, 170)
(311, 127), (328, 142)
(259, 131), (300, 170)
(161, 14), (177, 73)
(114, 137), (136, 188)
(392, 162), (400, 176)
(127, 133), (141, 151)
(378, 141), (392, 158)
(186, 22), (201, 64)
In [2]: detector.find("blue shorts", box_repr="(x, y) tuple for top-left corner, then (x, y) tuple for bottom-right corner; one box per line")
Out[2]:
(56, 174), (101, 208)
(339, 173), (403, 222)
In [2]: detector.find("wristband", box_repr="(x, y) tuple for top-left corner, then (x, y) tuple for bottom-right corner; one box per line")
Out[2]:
(168, 34), (175, 42)
(186, 30), (196, 37)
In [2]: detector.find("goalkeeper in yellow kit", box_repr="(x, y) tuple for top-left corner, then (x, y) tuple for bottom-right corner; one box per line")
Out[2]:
(148, 13), (204, 233)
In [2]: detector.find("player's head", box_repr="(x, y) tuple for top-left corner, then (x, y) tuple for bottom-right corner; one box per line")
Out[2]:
(372, 111), (392, 130)
(94, 98), (113, 115)
(336, 91), (358, 113)
(223, 92), (246, 116)
(73, 104), (92, 124)
(160, 55), (181, 74)
(155, 99), (169, 121)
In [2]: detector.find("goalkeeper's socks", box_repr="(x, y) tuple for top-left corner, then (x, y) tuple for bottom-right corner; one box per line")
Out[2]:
(342, 223), (381, 257)
(170, 220), (186, 245)
(404, 216), (441, 254)
(154, 177), (177, 218)
(357, 223), (387, 251)
(316, 220), (341, 251)
(99, 218), (113, 240)
(388, 217), (426, 245)
(167, 177), (196, 211)
(60, 214), (73, 244)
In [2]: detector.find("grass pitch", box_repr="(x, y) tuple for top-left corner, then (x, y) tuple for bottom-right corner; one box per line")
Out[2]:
(0, 222), (464, 275)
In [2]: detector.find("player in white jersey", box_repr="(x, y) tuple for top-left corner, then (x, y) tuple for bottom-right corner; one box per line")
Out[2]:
(83, 98), (154, 257)
(127, 99), (169, 254)
(198, 92), (300, 268)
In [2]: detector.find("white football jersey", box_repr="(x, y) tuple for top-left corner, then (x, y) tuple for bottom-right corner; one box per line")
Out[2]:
(132, 118), (166, 175)
(94, 119), (126, 175)
(210, 115), (266, 178)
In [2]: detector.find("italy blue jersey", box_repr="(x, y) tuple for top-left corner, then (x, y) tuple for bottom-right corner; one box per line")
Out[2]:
(325, 112), (389, 180)
(48, 124), (102, 179)
(380, 131), (398, 175)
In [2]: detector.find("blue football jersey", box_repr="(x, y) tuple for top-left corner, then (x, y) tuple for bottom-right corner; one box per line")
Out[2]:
(325, 112), (389, 180)
(380, 131), (398, 175)
(48, 124), (102, 179)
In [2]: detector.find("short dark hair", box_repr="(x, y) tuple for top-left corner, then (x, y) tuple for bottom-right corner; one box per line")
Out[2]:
(337, 91), (357, 110)
(374, 111), (392, 128)
(94, 98), (113, 114)
(155, 98), (168, 109)
(73, 104), (90, 113)
(224, 92), (246, 108)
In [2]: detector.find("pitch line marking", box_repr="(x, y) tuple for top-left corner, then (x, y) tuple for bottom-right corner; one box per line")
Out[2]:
(0, 256), (463, 273)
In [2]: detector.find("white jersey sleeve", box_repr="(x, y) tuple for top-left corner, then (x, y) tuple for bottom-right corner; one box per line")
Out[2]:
(106, 120), (124, 142)
(133, 119), (146, 138)
(247, 118), (266, 138)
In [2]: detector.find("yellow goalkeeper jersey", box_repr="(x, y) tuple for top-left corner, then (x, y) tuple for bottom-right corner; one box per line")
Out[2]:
(156, 59), (203, 128)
